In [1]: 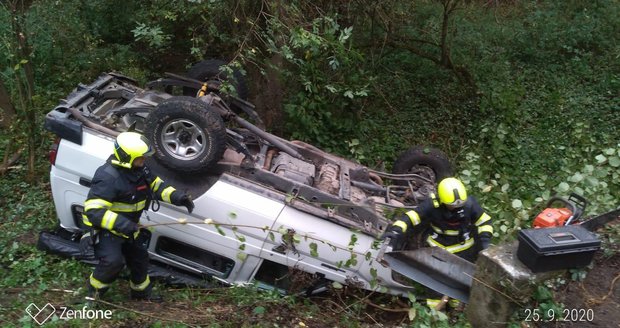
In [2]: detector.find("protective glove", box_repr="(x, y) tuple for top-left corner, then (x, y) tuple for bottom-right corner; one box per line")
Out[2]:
(381, 226), (405, 249)
(173, 192), (195, 213)
(79, 231), (95, 256)
(480, 238), (491, 250)
(133, 228), (152, 250)
(114, 219), (139, 237)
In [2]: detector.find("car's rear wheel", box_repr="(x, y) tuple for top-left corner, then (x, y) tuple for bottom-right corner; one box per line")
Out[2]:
(392, 145), (453, 203)
(392, 146), (453, 184)
(145, 97), (227, 174)
(183, 59), (248, 100)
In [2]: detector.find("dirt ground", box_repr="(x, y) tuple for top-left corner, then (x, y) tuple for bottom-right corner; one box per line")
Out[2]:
(550, 219), (620, 328)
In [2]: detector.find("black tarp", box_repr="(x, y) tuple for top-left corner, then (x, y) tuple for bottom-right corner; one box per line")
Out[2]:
(37, 229), (98, 265)
(37, 228), (220, 288)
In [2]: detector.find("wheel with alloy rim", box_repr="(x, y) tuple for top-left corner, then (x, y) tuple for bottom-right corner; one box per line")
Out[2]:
(145, 96), (227, 173)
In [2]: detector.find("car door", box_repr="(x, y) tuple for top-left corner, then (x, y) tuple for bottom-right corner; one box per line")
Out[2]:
(146, 174), (287, 284)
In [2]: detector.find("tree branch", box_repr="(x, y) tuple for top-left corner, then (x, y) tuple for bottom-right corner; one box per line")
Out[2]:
(141, 218), (382, 260)
(0, 146), (22, 176)
(355, 294), (410, 313)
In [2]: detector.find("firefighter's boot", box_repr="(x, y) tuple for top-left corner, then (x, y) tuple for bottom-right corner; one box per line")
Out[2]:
(130, 279), (162, 302)
(86, 275), (109, 300)
(85, 282), (108, 308)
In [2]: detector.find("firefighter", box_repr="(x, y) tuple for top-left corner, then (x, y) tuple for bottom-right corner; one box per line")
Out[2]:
(382, 177), (493, 309)
(81, 132), (194, 301)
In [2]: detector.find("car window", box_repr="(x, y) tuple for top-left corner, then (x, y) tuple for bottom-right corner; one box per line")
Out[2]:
(253, 259), (291, 291)
(155, 237), (235, 278)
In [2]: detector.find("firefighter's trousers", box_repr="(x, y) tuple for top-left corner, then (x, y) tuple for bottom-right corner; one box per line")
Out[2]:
(88, 230), (150, 292)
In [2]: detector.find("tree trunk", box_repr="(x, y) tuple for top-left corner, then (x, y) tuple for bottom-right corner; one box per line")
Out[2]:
(440, 1), (452, 68)
(8, 0), (37, 180)
(0, 79), (16, 129)
(261, 0), (286, 133)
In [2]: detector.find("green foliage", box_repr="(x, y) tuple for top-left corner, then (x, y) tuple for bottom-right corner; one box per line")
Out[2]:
(132, 23), (171, 49)
(569, 268), (588, 282)
(111, 0), (254, 69)
(0, 168), (92, 326)
(459, 141), (620, 242)
(400, 302), (454, 328)
(510, 284), (564, 325)
(257, 11), (371, 154)
(436, 1), (620, 243)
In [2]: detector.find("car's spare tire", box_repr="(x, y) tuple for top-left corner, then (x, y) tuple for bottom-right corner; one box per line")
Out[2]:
(392, 146), (453, 186)
(145, 97), (227, 174)
(184, 59), (248, 100)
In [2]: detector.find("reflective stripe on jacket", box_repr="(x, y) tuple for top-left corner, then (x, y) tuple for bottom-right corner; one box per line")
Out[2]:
(391, 195), (493, 252)
(83, 156), (178, 237)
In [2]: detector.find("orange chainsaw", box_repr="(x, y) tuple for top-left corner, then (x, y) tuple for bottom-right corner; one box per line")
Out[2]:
(533, 193), (588, 228)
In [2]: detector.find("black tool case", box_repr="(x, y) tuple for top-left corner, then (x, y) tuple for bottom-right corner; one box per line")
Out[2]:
(517, 225), (601, 273)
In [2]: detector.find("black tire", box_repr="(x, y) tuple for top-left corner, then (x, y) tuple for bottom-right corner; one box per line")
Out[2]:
(392, 146), (453, 185)
(183, 59), (249, 100)
(145, 97), (227, 174)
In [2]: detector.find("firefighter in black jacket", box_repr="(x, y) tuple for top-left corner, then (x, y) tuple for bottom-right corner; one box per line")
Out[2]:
(383, 177), (493, 262)
(82, 132), (194, 301)
(383, 177), (493, 309)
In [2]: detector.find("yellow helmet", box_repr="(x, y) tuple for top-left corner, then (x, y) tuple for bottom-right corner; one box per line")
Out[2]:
(112, 132), (154, 168)
(437, 177), (467, 208)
